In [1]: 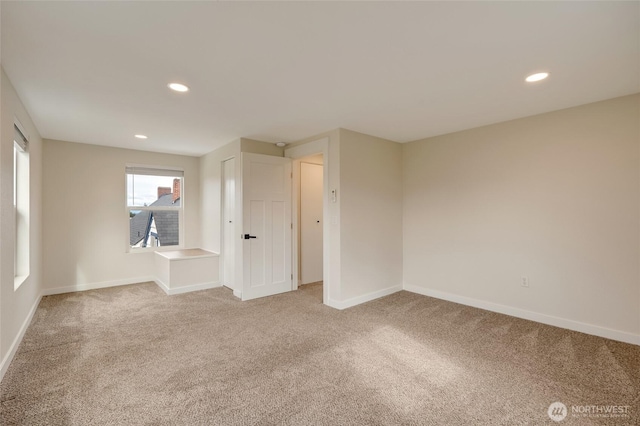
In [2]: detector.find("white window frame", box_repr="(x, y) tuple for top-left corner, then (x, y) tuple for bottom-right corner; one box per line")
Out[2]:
(14, 121), (30, 289)
(125, 164), (184, 253)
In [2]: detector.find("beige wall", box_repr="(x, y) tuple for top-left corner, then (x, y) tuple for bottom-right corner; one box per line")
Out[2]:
(403, 94), (640, 341)
(240, 138), (284, 157)
(42, 140), (200, 291)
(339, 129), (403, 301)
(0, 69), (44, 374)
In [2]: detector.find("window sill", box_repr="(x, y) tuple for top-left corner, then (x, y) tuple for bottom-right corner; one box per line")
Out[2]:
(14, 274), (29, 290)
(127, 246), (184, 254)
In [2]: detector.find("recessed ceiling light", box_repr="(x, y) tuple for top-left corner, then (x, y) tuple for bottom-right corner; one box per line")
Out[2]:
(168, 82), (189, 92)
(134, 134), (148, 139)
(525, 72), (549, 83)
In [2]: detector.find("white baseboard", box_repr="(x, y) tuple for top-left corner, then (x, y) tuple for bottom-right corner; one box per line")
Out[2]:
(154, 279), (221, 295)
(42, 276), (156, 296)
(326, 284), (403, 310)
(403, 284), (640, 346)
(232, 289), (242, 299)
(0, 293), (42, 383)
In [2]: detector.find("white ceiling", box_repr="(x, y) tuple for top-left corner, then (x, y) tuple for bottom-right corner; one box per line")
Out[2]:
(2, 1), (639, 157)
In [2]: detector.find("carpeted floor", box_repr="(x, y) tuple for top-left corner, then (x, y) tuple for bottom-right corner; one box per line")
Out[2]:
(1, 282), (638, 425)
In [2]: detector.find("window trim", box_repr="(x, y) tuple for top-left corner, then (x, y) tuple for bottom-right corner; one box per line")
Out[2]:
(14, 121), (30, 289)
(125, 164), (184, 253)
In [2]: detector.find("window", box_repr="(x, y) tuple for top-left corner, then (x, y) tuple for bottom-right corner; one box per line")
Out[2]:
(14, 123), (30, 288)
(126, 166), (183, 250)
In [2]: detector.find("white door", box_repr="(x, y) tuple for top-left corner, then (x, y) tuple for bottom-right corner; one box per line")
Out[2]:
(222, 158), (236, 290)
(300, 162), (323, 284)
(242, 153), (292, 300)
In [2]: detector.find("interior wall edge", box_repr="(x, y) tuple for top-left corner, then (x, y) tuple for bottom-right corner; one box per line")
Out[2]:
(41, 276), (157, 297)
(327, 284), (403, 311)
(0, 292), (42, 383)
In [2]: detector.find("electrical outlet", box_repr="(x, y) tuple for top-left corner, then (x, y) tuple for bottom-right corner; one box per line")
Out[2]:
(521, 276), (529, 287)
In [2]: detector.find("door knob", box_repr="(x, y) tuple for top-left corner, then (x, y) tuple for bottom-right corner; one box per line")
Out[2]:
(244, 234), (257, 239)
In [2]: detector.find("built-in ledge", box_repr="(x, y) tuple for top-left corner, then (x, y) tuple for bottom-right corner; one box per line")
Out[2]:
(154, 248), (220, 295)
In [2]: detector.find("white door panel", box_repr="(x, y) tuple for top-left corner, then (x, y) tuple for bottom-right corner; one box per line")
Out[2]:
(242, 153), (292, 300)
(249, 199), (265, 287)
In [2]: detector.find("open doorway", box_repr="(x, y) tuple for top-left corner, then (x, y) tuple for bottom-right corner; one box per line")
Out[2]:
(298, 154), (323, 301)
(286, 137), (331, 306)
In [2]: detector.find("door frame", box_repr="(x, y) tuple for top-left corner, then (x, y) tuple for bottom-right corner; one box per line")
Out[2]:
(299, 161), (323, 285)
(286, 137), (330, 305)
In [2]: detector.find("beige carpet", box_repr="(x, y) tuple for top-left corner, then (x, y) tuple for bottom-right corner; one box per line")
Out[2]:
(1, 282), (638, 425)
